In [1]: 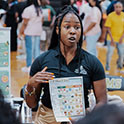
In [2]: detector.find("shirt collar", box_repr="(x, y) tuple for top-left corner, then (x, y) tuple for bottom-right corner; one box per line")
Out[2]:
(54, 46), (82, 61)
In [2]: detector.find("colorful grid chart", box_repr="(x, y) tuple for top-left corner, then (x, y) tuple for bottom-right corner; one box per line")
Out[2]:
(49, 77), (85, 122)
(57, 84), (83, 116)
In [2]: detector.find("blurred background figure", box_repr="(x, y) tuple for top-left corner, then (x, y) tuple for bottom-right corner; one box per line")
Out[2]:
(0, 8), (6, 27)
(70, 0), (78, 9)
(0, 0), (8, 27)
(55, 0), (70, 16)
(0, 0), (7, 23)
(106, 0), (121, 15)
(0, 0), (8, 10)
(83, 0), (102, 56)
(105, 1), (124, 73)
(61, 0), (71, 8)
(75, 104), (124, 124)
(76, 0), (89, 14)
(100, 0), (111, 15)
(18, 0), (43, 72)
(5, 0), (19, 52)
(41, 0), (56, 51)
(16, 0), (31, 55)
(76, 0), (83, 11)
(103, 0), (123, 46)
(98, 0), (111, 44)
(79, 0), (91, 25)
(15, 0), (28, 23)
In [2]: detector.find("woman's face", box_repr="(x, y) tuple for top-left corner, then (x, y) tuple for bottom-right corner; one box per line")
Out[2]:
(59, 13), (81, 47)
(114, 3), (123, 14)
(88, 0), (96, 7)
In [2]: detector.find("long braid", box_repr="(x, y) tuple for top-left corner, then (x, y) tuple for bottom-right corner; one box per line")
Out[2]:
(32, 0), (42, 16)
(58, 21), (61, 77)
(57, 9), (71, 77)
(77, 43), (81, 76)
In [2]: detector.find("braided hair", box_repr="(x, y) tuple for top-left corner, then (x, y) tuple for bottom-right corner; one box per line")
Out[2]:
(48, 5), (83, 77)
(32, 0), (42, 16)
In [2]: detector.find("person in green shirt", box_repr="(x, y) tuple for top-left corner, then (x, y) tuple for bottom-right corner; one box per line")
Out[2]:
(41, 0), (56, 51)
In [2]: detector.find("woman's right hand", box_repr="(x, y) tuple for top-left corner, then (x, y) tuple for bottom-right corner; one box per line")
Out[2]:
(27, 67), (55, 88)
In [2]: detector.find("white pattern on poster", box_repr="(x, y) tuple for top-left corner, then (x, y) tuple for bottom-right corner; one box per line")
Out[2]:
(0, 27), (11, 96)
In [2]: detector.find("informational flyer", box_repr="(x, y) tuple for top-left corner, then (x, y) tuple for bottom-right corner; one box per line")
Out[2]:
(49, 76), (85, 122)
(0, 27), (11, 96)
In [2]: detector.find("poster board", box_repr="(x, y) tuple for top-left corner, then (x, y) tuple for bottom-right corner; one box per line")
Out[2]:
(49, 76), (85, 122)
(0, 27), (11, 96)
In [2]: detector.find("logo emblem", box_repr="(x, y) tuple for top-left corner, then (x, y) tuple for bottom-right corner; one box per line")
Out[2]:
(74, 65), (87, 74)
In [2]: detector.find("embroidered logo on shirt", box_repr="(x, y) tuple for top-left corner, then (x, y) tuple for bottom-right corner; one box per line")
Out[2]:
(74, 65), (87, 75)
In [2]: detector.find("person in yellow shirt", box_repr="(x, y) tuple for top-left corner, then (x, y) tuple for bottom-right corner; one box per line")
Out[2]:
(105, 1), (124, 72)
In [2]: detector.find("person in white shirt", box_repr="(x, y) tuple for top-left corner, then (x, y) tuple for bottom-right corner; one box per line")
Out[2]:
(18, 0), (44, 72)
(83, 0), (102, 56)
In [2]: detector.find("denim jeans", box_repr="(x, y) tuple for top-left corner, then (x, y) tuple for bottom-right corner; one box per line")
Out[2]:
(106, 41), (124, 70)
(86, 32), (101, 57)
(25, 35), (40, 67)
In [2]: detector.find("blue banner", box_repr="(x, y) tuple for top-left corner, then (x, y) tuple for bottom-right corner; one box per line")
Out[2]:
(106, 75), (124, 91)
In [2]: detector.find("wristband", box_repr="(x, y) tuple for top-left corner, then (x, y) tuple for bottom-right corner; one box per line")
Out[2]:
(24, 85), (35, 96)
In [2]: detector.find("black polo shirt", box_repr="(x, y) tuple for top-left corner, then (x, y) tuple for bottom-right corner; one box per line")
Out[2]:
(30, 47), (105, 108)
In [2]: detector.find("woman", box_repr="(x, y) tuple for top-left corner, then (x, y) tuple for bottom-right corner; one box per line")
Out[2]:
(24, 6), (107, 124)
(18, 0), (43, 72)
(83, 0), (102, 56)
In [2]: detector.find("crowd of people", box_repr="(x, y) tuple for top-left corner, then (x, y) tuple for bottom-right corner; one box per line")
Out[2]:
(0, 0), (124, 124)
(0, 0), (124, 73)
